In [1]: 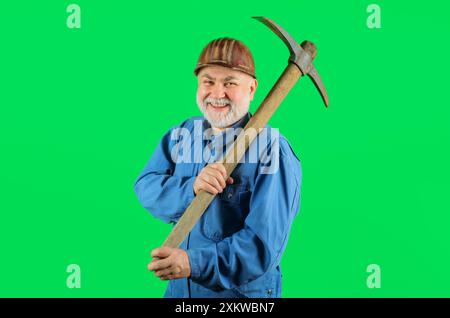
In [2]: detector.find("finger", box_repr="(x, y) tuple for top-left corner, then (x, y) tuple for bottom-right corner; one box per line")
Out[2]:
(198, 180), (219, 195)
(155, 267), (177, 278)
(205, 168), (226, 187)
(151, 247), (172, 259)
(226, 177), (234, 184)
(148, 257), (172, 271)
(160, 274), (175, 281)
(210, 163), (227, 178)
(204, 169), (226, 189)
(202, 172), (224, 192)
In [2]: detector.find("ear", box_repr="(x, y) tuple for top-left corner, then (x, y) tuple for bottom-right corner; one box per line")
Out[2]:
(249, 78), (258, 101)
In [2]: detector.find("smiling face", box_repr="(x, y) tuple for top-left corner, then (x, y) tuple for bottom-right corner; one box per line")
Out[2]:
(196, 65), (258, 129)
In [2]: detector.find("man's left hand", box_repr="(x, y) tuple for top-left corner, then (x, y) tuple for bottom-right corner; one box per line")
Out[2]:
(148, 247), (191, 280)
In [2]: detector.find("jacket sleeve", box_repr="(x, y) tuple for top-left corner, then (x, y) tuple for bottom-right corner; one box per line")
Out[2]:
(186, 147), (301, 290)
(134, 128), (196, 224)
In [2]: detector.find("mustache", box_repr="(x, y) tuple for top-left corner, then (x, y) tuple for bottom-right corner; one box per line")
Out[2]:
(202, 97), (234, 108)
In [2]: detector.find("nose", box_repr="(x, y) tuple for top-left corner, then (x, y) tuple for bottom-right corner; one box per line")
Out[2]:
(210, 83), (226, 99)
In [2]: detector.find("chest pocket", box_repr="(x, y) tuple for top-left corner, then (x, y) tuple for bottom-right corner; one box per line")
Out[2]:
(202, 183), (252, 241)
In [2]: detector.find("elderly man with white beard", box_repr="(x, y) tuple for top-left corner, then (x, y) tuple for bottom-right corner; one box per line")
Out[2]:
(134, 38), (302, 298)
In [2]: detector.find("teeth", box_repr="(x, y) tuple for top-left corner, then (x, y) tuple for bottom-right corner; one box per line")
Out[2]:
(206, 99), (230, 107)
(209, 103), (228, 107)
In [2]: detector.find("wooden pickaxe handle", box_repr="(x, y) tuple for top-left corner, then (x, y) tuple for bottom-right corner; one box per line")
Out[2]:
(161, 17), (328, 249)
(163, 63), (302, 248)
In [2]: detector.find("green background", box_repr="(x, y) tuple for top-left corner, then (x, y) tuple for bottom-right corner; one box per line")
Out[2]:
(1, 0), (449, 297)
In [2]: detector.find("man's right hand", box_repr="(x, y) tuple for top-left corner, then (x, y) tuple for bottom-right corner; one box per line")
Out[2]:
(193, 163), (234, 195)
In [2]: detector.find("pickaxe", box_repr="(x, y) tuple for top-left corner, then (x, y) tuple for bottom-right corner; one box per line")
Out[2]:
(161, 16), (328, 249)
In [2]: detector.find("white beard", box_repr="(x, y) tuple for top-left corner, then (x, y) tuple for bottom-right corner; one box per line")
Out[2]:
(197, 96), (250, 128)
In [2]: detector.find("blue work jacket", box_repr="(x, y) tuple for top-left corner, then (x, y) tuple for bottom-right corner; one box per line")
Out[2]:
(134, 113), (301, 298)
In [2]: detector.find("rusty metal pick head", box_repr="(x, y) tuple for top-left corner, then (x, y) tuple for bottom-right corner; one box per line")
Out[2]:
(253, 16), (329, 107)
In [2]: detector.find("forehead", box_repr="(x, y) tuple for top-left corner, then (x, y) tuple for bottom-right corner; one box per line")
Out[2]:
(198, 65), (247, 80)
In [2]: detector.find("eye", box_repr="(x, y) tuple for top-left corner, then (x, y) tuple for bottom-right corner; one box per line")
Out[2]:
(203, 80), (214, 86)
(225, 82), (237, 87)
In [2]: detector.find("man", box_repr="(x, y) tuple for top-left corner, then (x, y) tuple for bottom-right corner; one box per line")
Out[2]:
(134, 38), (301, 298)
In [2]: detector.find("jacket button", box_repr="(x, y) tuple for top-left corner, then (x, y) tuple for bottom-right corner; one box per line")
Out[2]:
(227, 193), (233, 199)
(267, 289), (272, 296)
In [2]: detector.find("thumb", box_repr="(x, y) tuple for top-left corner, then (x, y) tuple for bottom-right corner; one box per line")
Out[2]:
(226, 177), (234, 185)
(151, 247), (172, 259)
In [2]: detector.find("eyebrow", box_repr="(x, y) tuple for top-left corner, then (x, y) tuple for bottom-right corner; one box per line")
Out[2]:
(201, 74), (238, 82)
(224, 76), (238, 82)
(201, 74), (215, 80)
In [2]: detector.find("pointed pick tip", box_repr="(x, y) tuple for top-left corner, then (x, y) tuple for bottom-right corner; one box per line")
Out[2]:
(252, 16), (266, 23)
(323, 94), (329, 108)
